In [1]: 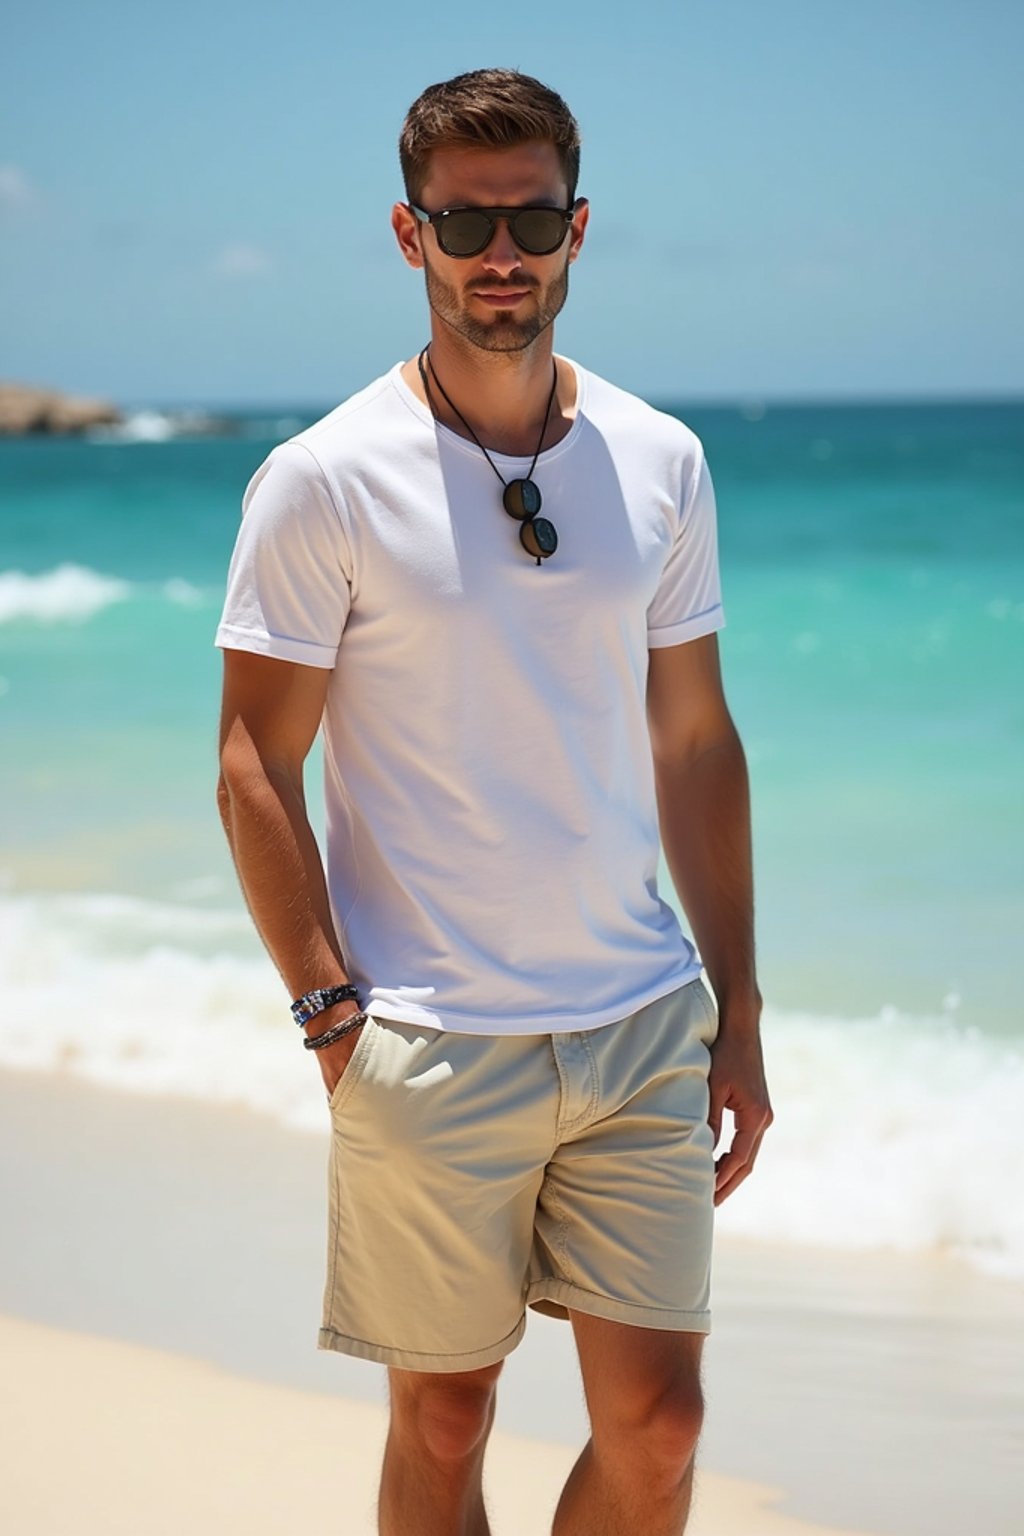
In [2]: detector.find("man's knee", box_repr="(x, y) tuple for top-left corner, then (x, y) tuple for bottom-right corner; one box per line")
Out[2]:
(592, 1367), (704, 1489)
(388, 1362), (503, 1464)
(638, 1380), (704, 1480)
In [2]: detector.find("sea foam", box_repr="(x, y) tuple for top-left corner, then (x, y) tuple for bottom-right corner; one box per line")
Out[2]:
(0, 564), (130, 623)
(1, 889), (1022, 1281)
(716, 1007), (1024, 1280)
(0, 566), (213, 624)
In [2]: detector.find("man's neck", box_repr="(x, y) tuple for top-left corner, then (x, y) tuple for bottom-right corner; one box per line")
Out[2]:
(403, 331), (576, 457)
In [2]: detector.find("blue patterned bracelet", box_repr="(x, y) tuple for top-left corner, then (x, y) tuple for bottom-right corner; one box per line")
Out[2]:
(290, 984), (360, 1027)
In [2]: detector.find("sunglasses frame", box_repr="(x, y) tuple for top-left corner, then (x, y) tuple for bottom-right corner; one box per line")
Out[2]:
(409, 200), (583, 258)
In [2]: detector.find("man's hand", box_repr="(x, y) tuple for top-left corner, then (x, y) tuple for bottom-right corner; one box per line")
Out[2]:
(708, 1024), (773, 1205)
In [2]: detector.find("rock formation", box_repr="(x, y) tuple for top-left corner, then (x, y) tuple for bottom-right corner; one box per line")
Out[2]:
(0, 383), (122, 435)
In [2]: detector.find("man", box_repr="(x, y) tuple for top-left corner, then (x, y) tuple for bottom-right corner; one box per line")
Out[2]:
(216, 67), (772, 1536)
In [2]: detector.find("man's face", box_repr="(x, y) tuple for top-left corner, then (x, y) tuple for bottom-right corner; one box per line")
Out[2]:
(396, 141), (588, 353)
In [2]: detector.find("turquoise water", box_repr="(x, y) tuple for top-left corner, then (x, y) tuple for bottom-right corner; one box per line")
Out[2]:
(3, 397), (1023, 1275)
(3, 399), (1021, 1030)
(701, 401), (1024, 1033)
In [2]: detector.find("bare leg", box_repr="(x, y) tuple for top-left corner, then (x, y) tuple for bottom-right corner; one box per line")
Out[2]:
(552, 1315), (705, 1536)
(379, 1361), (503, 1536)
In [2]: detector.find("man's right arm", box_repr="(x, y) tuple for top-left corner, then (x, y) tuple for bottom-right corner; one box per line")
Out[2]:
(216, 648), (362, 1096)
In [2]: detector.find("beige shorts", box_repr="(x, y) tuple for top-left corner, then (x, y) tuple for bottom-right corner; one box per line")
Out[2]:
(318, 978), (719, 1373)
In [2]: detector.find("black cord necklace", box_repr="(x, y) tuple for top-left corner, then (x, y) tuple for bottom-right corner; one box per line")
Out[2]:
(417, 346), (560, 565)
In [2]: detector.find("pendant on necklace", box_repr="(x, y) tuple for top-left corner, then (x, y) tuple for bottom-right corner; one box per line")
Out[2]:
(525, 517), (558, 558)
(503, 479), (543, 520)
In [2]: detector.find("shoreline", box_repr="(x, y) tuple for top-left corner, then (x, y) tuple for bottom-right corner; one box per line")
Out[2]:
(3, 1066), (1022, 1535)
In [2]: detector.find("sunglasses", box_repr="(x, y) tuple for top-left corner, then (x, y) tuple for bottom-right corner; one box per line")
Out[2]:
(504, 479), (559, 562)
(409, 200), (581, 258)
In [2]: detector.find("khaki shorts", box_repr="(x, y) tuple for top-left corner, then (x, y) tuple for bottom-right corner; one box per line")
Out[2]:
(318, 978), (719, 1373)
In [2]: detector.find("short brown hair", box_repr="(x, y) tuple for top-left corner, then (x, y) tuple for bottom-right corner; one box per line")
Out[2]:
(399, 68), (581, 205)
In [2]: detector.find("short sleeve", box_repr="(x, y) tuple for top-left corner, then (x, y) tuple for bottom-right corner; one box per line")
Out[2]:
(215, 441), (352, 669)
(646, 442), (725, 648)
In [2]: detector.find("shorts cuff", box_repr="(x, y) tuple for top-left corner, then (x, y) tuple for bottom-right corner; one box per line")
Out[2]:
(317, 1313), (527, 1373)
(527, 1279), (712, 1334)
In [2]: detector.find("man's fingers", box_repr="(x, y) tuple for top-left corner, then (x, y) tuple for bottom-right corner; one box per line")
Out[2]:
(712, 1106), (773, 1202)
(706, 1039), (773, 1201)
(714, 1128), (757, 1189)
(713, 1157), (754, 1206)
(713, 1145), (759, 1203)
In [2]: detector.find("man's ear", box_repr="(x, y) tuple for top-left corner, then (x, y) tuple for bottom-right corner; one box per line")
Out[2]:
(567, 198), (589, 265)
(392, 203), (424, 270)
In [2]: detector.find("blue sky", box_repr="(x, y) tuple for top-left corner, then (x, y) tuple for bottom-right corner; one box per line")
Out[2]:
(2, 0), (1021, 405)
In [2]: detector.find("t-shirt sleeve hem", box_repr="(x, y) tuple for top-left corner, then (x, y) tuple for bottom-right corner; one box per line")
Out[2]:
(646, 604), (725, 649)
(214, 622), (338, 669)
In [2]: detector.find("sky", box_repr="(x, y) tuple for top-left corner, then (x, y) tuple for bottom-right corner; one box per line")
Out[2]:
(1, 0), (1021, 406)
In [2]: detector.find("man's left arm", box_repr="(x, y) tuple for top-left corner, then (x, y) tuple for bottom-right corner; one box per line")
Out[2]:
(646, 632), (773, 1204)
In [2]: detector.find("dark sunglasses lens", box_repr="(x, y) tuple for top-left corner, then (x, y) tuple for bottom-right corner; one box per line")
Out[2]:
(520, 517), (558, 560)
(438, 210), (494, 256)
(511, 210), (568, 254)
(503, 479), (542, 521)
(435, 208), (569, 257)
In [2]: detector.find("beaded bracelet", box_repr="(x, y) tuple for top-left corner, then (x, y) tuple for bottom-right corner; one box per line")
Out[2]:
(290, 983), (360, 1027)
(303, 1010), (369, 1051)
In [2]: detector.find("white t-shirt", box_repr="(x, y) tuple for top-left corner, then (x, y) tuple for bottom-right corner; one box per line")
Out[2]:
(216, 359), (724, 1034)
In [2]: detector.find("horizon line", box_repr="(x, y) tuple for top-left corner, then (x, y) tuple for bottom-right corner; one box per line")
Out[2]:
(122, 388), (1024, 415)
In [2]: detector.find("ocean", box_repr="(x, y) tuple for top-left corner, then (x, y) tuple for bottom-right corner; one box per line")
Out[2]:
(2, 394), (1022, 1279)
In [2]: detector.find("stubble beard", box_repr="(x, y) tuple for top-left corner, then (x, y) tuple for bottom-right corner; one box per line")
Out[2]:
(422, 254), (570, 354)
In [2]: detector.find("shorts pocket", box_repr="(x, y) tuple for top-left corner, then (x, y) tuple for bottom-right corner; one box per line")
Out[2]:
(691, 977), (720, 1047)
(327, 1016), (381, 1115)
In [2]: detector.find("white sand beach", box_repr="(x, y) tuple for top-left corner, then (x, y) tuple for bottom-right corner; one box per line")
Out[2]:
(2, 1068), (1021, 1536)
(3, 1314), (877, 1536)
